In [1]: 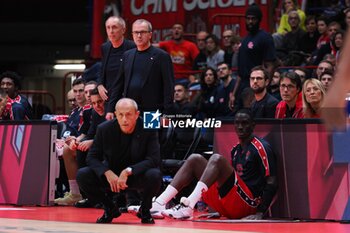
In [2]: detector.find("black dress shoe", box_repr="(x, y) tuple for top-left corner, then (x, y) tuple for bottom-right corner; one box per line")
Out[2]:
(96, 206), (121, 223)
(74, 199), (93, 208)
(137, 209), (155, 224)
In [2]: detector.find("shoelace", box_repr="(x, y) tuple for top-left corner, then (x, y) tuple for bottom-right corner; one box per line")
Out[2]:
(172, 203), (187, 211)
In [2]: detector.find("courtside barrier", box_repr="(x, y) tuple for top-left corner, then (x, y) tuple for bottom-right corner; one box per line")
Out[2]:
(214, 118), (350, 221)
(0, 121), (57, 206)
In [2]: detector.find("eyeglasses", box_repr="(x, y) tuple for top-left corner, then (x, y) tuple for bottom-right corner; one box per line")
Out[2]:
(132, 31), (150, 36)
(222, 36), (232, 39)
(280, 84), (296, 90)
(67, 98), (76, 102)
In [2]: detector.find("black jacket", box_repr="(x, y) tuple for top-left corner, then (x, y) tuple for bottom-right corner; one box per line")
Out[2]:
(108, 46), (174, 113)
(86, 118), (160, 177)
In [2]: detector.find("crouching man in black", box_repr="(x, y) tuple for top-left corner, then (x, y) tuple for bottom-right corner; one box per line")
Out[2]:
(76, 98), (162, 224)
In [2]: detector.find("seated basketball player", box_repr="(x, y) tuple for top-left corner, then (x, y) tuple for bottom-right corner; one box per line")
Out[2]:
(129, 109), (278, 220)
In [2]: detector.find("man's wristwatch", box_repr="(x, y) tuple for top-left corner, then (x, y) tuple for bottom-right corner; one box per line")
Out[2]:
(125, 167), (133, 176)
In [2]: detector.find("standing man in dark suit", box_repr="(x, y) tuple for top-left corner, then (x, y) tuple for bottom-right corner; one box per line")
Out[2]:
(97, 16), (135, 120)
(76, 98), (162, 224)
(108, 19), (174, 114)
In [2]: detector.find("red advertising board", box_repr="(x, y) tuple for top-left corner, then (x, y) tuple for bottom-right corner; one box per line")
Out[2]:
(91, 0), (272, 58)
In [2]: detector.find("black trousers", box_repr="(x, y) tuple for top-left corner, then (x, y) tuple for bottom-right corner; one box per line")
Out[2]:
(76, 166), (162, 211)
(76, 150), (88, 169)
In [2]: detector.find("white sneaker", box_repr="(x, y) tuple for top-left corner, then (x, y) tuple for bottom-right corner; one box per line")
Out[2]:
(54, 191), (82, 206)
(128, 198), (166, 219)
(161, 197), (193, 220)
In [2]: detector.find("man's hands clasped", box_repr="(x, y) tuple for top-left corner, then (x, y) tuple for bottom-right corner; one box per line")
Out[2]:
(104, 168), (131, 193)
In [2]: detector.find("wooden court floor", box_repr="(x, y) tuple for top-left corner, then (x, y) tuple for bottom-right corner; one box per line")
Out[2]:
(0, 205), (349, 233)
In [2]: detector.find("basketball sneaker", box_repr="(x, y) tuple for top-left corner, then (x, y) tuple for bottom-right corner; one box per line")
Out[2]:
(161, 197), (193, 220)
(128, 197), (165, 219)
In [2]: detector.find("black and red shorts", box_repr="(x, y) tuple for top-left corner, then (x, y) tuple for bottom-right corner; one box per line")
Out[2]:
(202, 172), (260, 219)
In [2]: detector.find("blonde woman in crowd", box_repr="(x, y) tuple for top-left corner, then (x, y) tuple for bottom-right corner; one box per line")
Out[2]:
(302, 78), (326, 118)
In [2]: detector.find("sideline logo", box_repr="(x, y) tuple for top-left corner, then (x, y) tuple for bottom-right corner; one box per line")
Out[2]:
(143, 110), (162, 129)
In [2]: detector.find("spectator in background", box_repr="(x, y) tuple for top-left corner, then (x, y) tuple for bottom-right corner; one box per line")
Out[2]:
(313, 24), (343, 65)
(323, 0), (346, 26)
(316, 16), (330, 50)
(302, 78), (326, 118)
(277, 0), (306, 33)
(319, 69), (335, 92)
(275, 72), (304, 118)
(323, 53), (336, 66)
(161, 84), (198, 160)
(216, 62), (236, 118)
(300, 15), (320, 58)
(205, 34), (224, 70)
(192, 31), (209, 71)
(198, 67), (221, 119)
(283, 10), (306, 46)
(230, 4), (276, 111)
(274, 0), (306, 48)
(249, 66), (279, 118)
(0, 71), (33, 120)
(332, 29), (345, 63)
(230, 35), (241, 70)
(326, 21), (341, 38)
(157, 23), (199, 84)
(294, 67), (308, 84)
(97, 16), (136, 120)
(278, 10), (306, 66)
(172, 83), (197, 117)
(315, 60), (334, 79)
(327, 20), (341, 36)
(222, 29), (234, 65)
(191, 31), (209, 89)
(268, 70), (282, 101)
